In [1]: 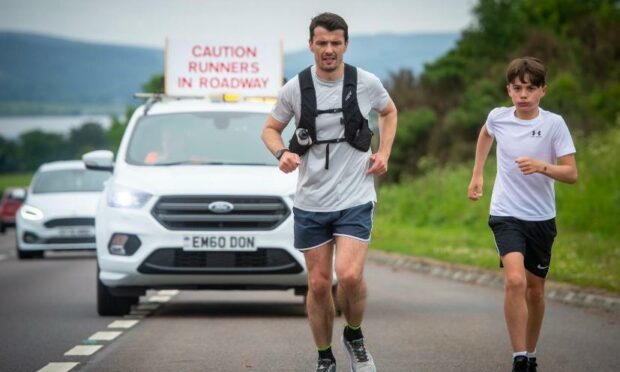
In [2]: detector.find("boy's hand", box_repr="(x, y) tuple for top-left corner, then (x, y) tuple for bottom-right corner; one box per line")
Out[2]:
(279, 152), (301, 173)
(468, 175), (484, 201)
(515, 156), (545, 175)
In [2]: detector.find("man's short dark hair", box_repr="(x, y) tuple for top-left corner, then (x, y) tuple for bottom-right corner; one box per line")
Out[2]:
(506, 57), (547, 87)
(309, 12), (348, 42)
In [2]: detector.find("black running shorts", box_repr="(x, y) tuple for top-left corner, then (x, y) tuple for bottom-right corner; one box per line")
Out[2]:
(488, 215), (557, 278)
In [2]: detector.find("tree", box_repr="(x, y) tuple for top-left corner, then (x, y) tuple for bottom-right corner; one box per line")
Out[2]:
(0, 136), (20, 172)
(18, 131), (68, 170)
(142, 74), (164, 93)
(68, 122), (107, 158)
(387, 69), (417, 111)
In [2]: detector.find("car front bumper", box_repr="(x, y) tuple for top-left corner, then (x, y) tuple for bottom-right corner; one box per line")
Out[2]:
(16, 215), (96, 251)
(96, 200), (308, 289)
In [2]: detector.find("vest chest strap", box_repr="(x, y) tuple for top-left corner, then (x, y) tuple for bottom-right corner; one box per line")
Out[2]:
(315, 108), (343, 116)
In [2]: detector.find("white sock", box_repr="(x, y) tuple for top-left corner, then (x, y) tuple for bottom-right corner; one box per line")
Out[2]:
(513, 351), (528, 360)
(527, 350), (537, 359)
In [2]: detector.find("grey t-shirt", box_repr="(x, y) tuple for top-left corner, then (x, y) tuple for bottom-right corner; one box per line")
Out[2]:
(271, 66), (390, 212)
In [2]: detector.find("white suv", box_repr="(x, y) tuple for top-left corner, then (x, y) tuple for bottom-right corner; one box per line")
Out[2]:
(84, 97), (307, 315)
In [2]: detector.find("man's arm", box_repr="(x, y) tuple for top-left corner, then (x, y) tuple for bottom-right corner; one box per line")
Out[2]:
(367, 98), (397, 175)
(515, 154), (578, 184)
(468, 124), (494, 201)
(261, 115), (300, 173)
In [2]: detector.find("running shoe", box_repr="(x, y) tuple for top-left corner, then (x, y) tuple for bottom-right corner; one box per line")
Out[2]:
(512, 355), (528, 372)
(342, 335), (376, 372)
(315, 358), (336, 372)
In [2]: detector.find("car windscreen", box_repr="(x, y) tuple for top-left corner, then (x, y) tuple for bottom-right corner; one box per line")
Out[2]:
(32, 169), (110, 194)
(125, 111), (294, 166)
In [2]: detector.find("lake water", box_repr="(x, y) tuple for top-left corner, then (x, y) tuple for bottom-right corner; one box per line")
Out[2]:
(0, 115), (114, 139)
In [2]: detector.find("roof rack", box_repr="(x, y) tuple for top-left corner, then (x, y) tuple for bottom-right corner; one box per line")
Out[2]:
(134, 93), (164, 116)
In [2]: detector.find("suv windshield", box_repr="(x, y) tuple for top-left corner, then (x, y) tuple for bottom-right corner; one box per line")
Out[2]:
(32, 169), (110, 194)
(126, 112), (293, 166)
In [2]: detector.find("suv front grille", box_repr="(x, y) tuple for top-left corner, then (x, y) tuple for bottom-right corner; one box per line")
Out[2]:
(137, 248), (303, 274)
(152, 196), (289, 231)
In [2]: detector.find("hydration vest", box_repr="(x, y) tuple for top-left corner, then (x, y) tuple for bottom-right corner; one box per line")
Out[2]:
(288, 63), (373, 169)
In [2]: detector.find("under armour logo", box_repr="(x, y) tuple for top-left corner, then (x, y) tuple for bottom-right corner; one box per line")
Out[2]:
(345, 90), (352, 101)
(531, 130), (542, 137)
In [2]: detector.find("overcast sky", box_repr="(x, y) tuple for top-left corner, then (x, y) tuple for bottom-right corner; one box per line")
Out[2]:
(0, 0), (476, 51)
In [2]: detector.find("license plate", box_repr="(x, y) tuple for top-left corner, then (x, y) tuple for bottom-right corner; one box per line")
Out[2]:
(182, 235), (257, 251)
(57, 227), (95, 237)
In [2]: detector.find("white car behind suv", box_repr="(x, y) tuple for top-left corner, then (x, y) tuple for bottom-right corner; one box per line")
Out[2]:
(16, 160), (110, 259)
(83, 96), (308, 315)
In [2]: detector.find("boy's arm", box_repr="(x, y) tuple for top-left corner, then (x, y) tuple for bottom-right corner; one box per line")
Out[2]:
(515, 154), (578, 184)
(468, 124), (494, 201)
(367, 98), (398, 175)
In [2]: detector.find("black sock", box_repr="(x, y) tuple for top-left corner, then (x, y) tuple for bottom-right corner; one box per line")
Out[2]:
(318, 346), (335, 362)
(344, 324), (363, 341)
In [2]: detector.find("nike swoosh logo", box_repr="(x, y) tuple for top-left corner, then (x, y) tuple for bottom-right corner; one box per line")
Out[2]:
(537, 264), (549, 270)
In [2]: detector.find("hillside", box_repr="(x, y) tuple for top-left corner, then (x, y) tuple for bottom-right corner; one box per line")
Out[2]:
(0, 32), (163, 113)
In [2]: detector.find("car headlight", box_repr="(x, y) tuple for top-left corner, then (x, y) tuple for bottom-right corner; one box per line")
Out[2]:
(107, 185), (152, 209)
(20, 205), (44, 221)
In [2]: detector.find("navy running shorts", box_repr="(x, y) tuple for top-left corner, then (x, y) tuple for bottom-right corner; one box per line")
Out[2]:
(293, 201), (374, 250)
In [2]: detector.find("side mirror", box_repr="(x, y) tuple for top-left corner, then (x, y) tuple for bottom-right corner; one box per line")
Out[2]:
(10, 188), (26, 201)
(83, 150), (114, 172)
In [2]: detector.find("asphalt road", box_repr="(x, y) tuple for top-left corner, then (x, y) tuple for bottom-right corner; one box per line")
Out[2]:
(1, 228), (618, 372)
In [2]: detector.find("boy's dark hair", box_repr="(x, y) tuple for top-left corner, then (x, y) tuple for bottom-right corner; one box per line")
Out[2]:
(506, 57), (547, 87)
(309, 12), (348, 42)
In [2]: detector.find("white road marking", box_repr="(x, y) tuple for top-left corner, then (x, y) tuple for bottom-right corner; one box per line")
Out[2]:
(37, 362), (79, 372)
(88, 331), (122, 341)
(148, 295), (171, 302)
(64, 345), (103, 356)
(108, 320), (139, 329)
(36, 289), (159, 371)
(157, 289), (179, 296)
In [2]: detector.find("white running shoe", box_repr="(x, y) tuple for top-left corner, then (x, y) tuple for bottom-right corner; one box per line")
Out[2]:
(342, 335), (376, 372)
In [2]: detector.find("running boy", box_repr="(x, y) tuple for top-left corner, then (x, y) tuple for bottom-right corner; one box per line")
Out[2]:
(467, 56), (578, 372)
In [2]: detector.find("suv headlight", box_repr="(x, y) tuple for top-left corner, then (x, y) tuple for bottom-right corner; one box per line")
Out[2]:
(107, 185), (152, 209)
(20, 205), (44, 221)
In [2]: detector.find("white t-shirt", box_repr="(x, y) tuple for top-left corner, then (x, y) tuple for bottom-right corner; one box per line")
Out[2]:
(271, 66), (390, 212)
(486, 106), (576, 221)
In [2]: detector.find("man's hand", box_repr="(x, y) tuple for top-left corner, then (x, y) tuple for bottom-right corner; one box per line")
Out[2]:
(468, 174), (484, 201)
(515, 156), (546, 175)
(279, 151), (301, 173)
(367, 152), (388, 175)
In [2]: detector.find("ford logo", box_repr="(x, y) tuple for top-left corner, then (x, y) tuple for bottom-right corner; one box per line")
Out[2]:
(208, 201), (234, 214)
